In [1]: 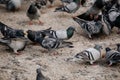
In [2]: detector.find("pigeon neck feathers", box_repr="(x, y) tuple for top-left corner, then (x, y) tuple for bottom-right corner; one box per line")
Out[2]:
(67, 27), (75, 39)
(94, 45), (102, 52)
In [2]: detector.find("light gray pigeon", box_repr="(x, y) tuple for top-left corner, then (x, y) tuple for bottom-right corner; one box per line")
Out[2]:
(6, 0), (22, 11)
(74, 44), (102, 64)
(105, 47), (120, 66)
(73, 17), (103, 38)
(36, 68), (50, 80)
(36, 37), (74, 51)
(0, 37), (28, 55)
(42, 26), (76, 40)
(55, 0), (80, 13)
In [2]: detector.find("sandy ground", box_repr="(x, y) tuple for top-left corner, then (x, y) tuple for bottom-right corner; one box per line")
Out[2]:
(0, 0), (120, 80)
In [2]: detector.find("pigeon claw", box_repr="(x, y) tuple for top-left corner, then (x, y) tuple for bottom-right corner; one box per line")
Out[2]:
(15, 52), (22, 55)
(38, 20), (44, 25)
(29, 21), (33, 25)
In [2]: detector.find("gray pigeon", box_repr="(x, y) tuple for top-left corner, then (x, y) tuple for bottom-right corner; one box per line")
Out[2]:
(75, 0), (105, 21)
(35, 0), (54, 7)
(36, 37), (73, 51)
(107, 3), (120, 31)
(73, 17), (102, 38)
(0, 0), (9, 4)
(27, 2), (43, 25)
(101, 14), (112, 35)
(26, 27), (52, 43)
(105, 47), (120, 66)
(36, 68), (50, 80)
(0, 22), (25, 39)
(41, 26), (76, 40)
(6, 0), (22, 11)
(55, 0), (80, 13)
(0, 37), (28, 55)
(74, 44), (102, 64)
(61, 0), (73, 4)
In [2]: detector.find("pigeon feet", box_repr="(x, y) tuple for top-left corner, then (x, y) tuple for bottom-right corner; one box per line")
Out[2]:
(38, 20), (44, 25)
(30, 42), (39, 46)
(48, 5), (53, 8)
(29, 21), (33, 25)
(15, 52), (22, 55)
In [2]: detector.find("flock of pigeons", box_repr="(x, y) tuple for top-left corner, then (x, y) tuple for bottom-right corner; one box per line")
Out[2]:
(0, 0), (120, 80)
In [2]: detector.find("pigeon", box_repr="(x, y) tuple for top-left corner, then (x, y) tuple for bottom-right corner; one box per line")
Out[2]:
(117, 43), (120, 52)
(101, 14), (112, 35)
(74, 44), (102, 64)
(106, 3), (120, 32)
(36, 37), (73, 51)
(61, 0), (86, 6)
(102, 0), (117, 15)
(75, 0), (105, 21)
(27, 2), (43, 25)
(26, 27), (52, 43)
(35, 0), (54, 7)
(0, 0), (9, 4)
(73, 17), (103, 38)
(108, 4), (120, 23)
(105, 47), (120, 66)
(83, 0), (95, 7)
(0, 22), (25, 39)
(55, 0), (81, 13)
(60, 0), (73, 4)
(41, 26), (76, 40)
(36, 68), (50, 80)
(0, 37), (28, 55)
(6, 0), (22, 11)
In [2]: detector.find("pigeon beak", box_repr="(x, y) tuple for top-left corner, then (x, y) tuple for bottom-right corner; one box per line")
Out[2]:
(24, 31), (27, 35)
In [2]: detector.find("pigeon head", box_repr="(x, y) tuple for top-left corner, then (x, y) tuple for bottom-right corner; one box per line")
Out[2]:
(28, 3), (37, 14)
(67, 26), (76, 39)
(94, 44), (102, 51)
(35, 2), (41, 9)
(27, 30), (33, 34)
(6, 1), (16, 11)
(105, 47), (111, 52)
(67, 26), (76, 32)
(73, 17), (87, 28)
(16, 30), (25, 37)
(117, 43), (120, 47)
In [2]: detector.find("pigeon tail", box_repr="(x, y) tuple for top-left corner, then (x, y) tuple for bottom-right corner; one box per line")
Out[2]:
(61, 41), (74, 48)
(0, 38), (10, 44)
(73, 17), (87, 27)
